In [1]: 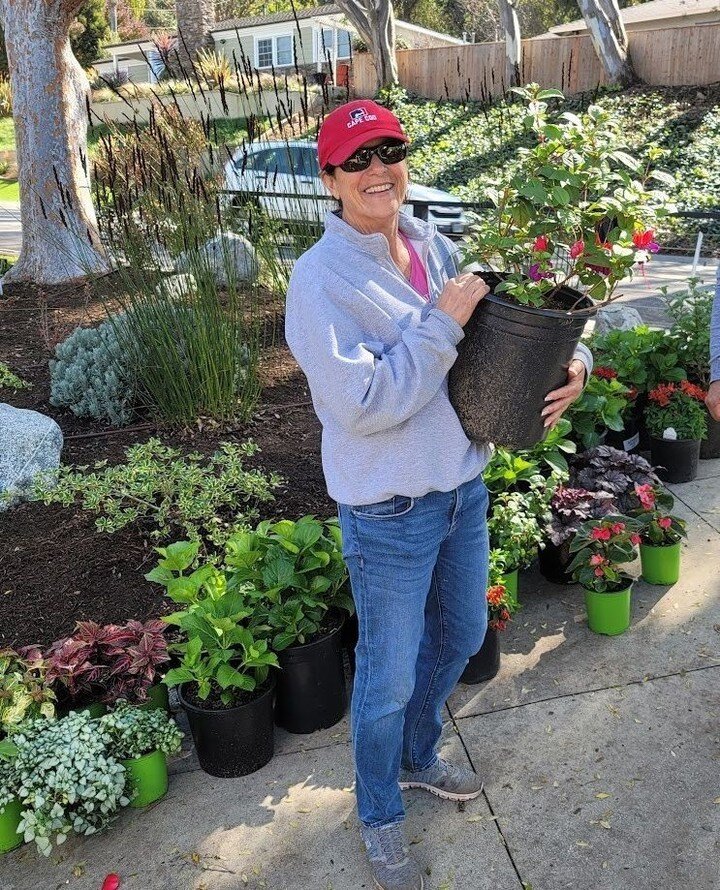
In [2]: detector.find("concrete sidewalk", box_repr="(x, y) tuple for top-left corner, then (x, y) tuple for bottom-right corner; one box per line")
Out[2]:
(2, 461), (718, 890)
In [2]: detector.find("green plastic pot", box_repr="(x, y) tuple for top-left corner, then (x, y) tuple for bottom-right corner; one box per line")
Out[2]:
(139, 683), (170, 712)
(501, 568), (519, 607)
(640, 542), (681, 585)
(122, 749), (168, 808)
(0, 798), (23, 854)
(584, 583), (633, 636)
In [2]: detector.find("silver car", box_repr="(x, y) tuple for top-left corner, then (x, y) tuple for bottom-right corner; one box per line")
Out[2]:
(223, 139), (468, 239)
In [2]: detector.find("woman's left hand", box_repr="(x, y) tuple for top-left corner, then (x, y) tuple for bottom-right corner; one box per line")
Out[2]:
(541, 359), (586, 429)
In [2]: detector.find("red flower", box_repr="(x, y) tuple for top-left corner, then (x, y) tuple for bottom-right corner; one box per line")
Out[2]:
(632, 228), (660, 253)
(590, 554), (606, 566)
(611, 522), (626, 534)
(487, 585), (506, 606)
(594, 568), (605, 577)
(627, 385), (639, 401)
(102, 877), (121, 890)
(590, 526), (612, 541)
(533, 235), (550, 252)
(593, 366), (618, 380)
(648, 383), (676, 407)
(569, 239), (585, 259)
(680, 379), (707, 401)
(658, 517), (672, 529)
(631, 534), (642, 545)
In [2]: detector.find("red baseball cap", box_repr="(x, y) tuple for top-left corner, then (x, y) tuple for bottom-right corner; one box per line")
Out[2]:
(317, 99), (409, 170)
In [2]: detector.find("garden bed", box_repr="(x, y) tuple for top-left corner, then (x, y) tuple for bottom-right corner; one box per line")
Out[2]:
(0, 280), (332, 647)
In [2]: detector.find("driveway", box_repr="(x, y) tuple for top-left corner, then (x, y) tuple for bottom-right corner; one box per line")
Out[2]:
(0, 200), (21, 256)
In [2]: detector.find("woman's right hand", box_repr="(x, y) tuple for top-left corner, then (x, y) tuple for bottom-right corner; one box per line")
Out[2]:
(436, 273), (490, 327)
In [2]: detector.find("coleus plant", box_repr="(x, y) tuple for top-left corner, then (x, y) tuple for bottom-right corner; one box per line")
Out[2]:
(0, 648), (56, 734)
(463, 84), (674, 308)
(631, 483), (687, 546)
(568, 516), (642, 593)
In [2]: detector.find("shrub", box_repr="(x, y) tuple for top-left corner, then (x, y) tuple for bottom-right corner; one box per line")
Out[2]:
(0, 361), (32, 391)
(588, 325), (685, 393)
(99, 701), (183, 761)
(34, 438), (282, 550)
(0, 649), (56, 734)
(0, 73), (12, 116)
(49, 317), (136, 426)
(195, 47), (232, 86)
(2, 712), (129, 855)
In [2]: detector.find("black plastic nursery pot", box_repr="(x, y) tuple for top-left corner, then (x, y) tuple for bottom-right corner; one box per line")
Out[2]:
(649, 436), (701, 484)
(276, 619), (348, 734)
(604, 410), (640, 454)
(700, 412), (720, 460)
(178, 676), (276, 778)
(449, 272), (595, 450)
(460, 626), (500, 685)
(341, 609), (359, 673)
(538, 538), (575, 585)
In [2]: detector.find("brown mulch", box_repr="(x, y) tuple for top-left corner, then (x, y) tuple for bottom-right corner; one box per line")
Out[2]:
(0, 279), (333, 648)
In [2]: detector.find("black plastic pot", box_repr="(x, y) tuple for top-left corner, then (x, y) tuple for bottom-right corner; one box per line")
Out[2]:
(538, 538), (575, 585)
(276, 621), (347, 734)
(178, 676), (276, 778)
(604, 410), (640, 453)
(449, 272), (594, 449)
(460, 627), (500, 684)
(341, 610), (359, 673)
(700, 412), (720, 460)
(649, 436), (701, 484)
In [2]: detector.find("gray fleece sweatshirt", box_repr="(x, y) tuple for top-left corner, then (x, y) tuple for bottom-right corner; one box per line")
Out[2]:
(285, 211), (593, 506)
(711, 265), (720, 383)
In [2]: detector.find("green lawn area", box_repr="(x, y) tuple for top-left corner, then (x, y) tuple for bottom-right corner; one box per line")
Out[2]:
(0, 178), (19, 202)
(0, 115), (15, 153)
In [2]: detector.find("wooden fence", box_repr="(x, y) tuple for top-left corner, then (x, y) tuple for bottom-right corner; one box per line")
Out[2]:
(352, 22), (720, 101)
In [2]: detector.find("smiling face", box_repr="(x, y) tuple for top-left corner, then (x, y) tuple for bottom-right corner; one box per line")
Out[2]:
(320, 137), (409, 235)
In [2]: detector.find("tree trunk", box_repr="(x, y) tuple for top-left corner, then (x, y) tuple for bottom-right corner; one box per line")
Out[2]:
(576, 0), (637, 86)
(336, 0), (398, 92)
(497, 0), (521, 89)
(0, 0), (107, 286)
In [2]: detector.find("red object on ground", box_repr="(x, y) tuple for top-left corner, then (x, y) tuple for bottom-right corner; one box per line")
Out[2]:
(102, 875), (120, 890)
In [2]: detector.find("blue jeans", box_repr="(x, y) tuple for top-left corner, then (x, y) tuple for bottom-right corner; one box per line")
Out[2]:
(337, 473), (489, 828)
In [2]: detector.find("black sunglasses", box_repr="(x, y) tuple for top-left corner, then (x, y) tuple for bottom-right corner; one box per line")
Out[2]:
(338, 140), (408, 173)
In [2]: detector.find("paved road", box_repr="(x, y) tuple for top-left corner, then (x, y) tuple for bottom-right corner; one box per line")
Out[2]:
(0, 200), (21, 256)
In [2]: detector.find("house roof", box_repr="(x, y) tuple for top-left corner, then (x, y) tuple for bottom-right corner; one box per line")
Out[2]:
(550, 0), (720, 35)
(211, 3), (342, 33)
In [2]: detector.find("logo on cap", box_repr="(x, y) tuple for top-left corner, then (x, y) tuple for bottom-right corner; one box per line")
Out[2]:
(347, 107), (378, 129)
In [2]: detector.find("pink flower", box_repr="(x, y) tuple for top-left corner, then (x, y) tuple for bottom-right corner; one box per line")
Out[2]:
(533, 235), (550, 252)
(611, 522), (626, 535)
(569, 239), (585, 259)
(590, 526), (612, 541)
(528, 262), (553, 282)
(590, 554), (606, 566)
(658, 517), (672, 529)
(631, 534), (642, 546)
(634, 483), (656, 510)
(594, 568), (605, 577)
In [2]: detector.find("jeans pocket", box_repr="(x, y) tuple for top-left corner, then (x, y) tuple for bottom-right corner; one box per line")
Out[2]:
(350, 495), (415, 520)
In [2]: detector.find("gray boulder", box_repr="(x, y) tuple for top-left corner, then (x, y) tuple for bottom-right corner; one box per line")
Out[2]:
(176, 233), (258, 287)
(154, 273), (198, 301)
(595, 304), (644, 335)
(0, 404), (63, 511)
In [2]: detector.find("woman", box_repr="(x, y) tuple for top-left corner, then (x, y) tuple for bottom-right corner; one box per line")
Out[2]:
(285, 99), (591, 890)
(707, 264), (720, 421)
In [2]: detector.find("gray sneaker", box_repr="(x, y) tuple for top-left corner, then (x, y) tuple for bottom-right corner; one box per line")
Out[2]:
(360, 823), (425, 890)
(399, 757), (483, 802)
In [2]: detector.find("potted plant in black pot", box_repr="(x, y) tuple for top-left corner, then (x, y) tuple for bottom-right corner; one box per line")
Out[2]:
(631, 483), (687, 585)
(450, 85), (674, 449)
(566, 369), (633, 452)
(645, 381), (708, 483)
(147, 541), (279, 778)
(461, 570), (518, 685)
(568, 516), (642, 636)
(664, 277), (720, 459)
(224, 516), (354, 735)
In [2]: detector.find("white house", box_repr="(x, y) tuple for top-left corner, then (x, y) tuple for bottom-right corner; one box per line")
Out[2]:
(549, 0), (720, 36)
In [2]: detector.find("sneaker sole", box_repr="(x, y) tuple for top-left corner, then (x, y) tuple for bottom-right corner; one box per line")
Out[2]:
(373, 877), (424, 890)
(398, 780), (484, 802)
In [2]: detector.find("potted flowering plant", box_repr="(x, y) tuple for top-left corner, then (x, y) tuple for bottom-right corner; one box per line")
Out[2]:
(100, 702), (183, 808)
(461, 557), (518, 685)
(645, 381), (708, 482)
(541, 486), (615, 584)
(568, 516), (642, 635)
(450, 84), (673, 449)
(631, 483), (686, 585)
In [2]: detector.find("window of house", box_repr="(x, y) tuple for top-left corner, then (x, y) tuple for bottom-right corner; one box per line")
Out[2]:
(256, 35), (294, 68)
(257, 38), (273, 68)
(337, 29), (351, 59)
